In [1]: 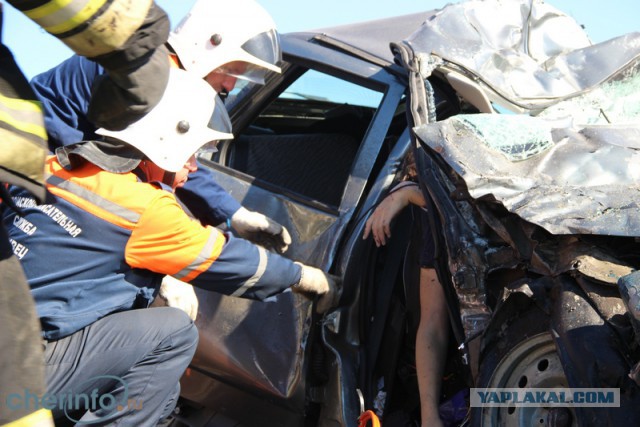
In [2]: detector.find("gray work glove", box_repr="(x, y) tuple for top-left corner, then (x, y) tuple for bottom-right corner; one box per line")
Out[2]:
(230, 207), (292, 254)
(292, 262), (341, 313)
(150, 276), (199, 321)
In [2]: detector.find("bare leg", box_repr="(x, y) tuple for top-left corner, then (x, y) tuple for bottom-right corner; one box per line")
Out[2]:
(416, 268), (449, 427)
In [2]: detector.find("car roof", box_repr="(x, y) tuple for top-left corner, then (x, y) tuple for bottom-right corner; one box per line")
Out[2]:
(284, 11), (435, 66)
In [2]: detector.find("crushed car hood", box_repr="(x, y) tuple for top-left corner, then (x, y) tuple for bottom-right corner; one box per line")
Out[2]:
(402, 0), (640, 236)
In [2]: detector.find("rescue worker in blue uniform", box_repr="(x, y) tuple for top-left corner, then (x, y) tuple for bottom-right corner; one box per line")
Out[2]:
(3, 68), (338, 426)
(29, 0), (291, 257)
(0, 0), (171, 425)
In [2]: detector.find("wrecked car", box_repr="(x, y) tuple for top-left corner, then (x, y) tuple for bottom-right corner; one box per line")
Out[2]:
(172, 1), (640, 426)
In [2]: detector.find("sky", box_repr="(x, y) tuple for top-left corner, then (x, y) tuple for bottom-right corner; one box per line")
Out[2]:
(3, 0), (638, 80)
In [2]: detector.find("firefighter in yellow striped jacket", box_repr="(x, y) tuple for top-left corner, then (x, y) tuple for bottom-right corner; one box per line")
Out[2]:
(0, 1), (170, 425)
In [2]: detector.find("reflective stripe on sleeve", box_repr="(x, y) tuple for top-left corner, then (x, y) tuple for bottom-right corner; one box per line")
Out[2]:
(23, 0), (152, 57)
(0, 128), (47, 193)
(24, 0), (109, 33)
(0, 94), (47, 193)
(230, 246), (268, 297)
(172, 229), (227, 282)
(0, 93), (46, 141)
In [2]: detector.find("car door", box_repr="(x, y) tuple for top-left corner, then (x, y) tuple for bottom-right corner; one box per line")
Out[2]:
(178, 34), (409, 426)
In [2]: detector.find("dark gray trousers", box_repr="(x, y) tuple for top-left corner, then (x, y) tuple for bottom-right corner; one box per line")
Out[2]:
(44, 307), (198, 426)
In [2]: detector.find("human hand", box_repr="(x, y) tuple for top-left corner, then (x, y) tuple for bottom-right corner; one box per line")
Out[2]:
(363, 187), (413, 247)
(292, 263), (341, 313)
(231, 207), (292, 254)
(151, 276), (199, 321)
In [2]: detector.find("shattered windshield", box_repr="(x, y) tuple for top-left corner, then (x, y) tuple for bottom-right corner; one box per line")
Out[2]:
(456, 63), (640, 163)
(454, 115), (553, 162)
(538, 64), (640, 126)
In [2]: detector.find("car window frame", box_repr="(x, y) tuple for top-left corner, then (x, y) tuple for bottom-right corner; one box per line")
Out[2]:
(219, 35), (409, 215)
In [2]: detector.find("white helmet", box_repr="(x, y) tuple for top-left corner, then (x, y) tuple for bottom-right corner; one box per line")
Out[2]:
(168, 0), (282, 84)
(96, 68), (233, 173)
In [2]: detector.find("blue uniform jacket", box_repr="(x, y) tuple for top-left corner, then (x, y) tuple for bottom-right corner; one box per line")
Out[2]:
(30, 54), (242, 225)
(3, 157), (301, 340)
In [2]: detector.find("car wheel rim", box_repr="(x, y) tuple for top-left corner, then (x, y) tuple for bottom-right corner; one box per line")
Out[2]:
(481, 333), (577, 427)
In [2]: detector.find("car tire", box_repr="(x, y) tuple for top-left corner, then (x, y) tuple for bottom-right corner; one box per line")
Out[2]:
(471, 304), (577, 427)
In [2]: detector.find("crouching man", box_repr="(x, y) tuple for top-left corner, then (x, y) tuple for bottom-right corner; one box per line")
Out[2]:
(2, 69), (337, 426)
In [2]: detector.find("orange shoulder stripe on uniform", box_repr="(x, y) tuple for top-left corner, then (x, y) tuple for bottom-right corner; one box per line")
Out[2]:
(125, 192), (226, 278)
(45, 157), (157, 230)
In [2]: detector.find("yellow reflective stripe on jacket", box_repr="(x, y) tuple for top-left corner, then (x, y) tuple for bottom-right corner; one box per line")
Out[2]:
(25, 0), (108, 34)
(0, 128), (46, 190)
(0, 92), (43, 114)
(1, 409), (54, 427)
(0, 93), (46, 141)
(22, 0), (152, 57)
(22, 0), (77, 21)
(0, 93), (47, 194)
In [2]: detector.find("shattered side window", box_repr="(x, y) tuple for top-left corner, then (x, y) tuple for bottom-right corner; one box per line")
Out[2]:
(538, 63), (640, 125)
(455, 114), (553, 162)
